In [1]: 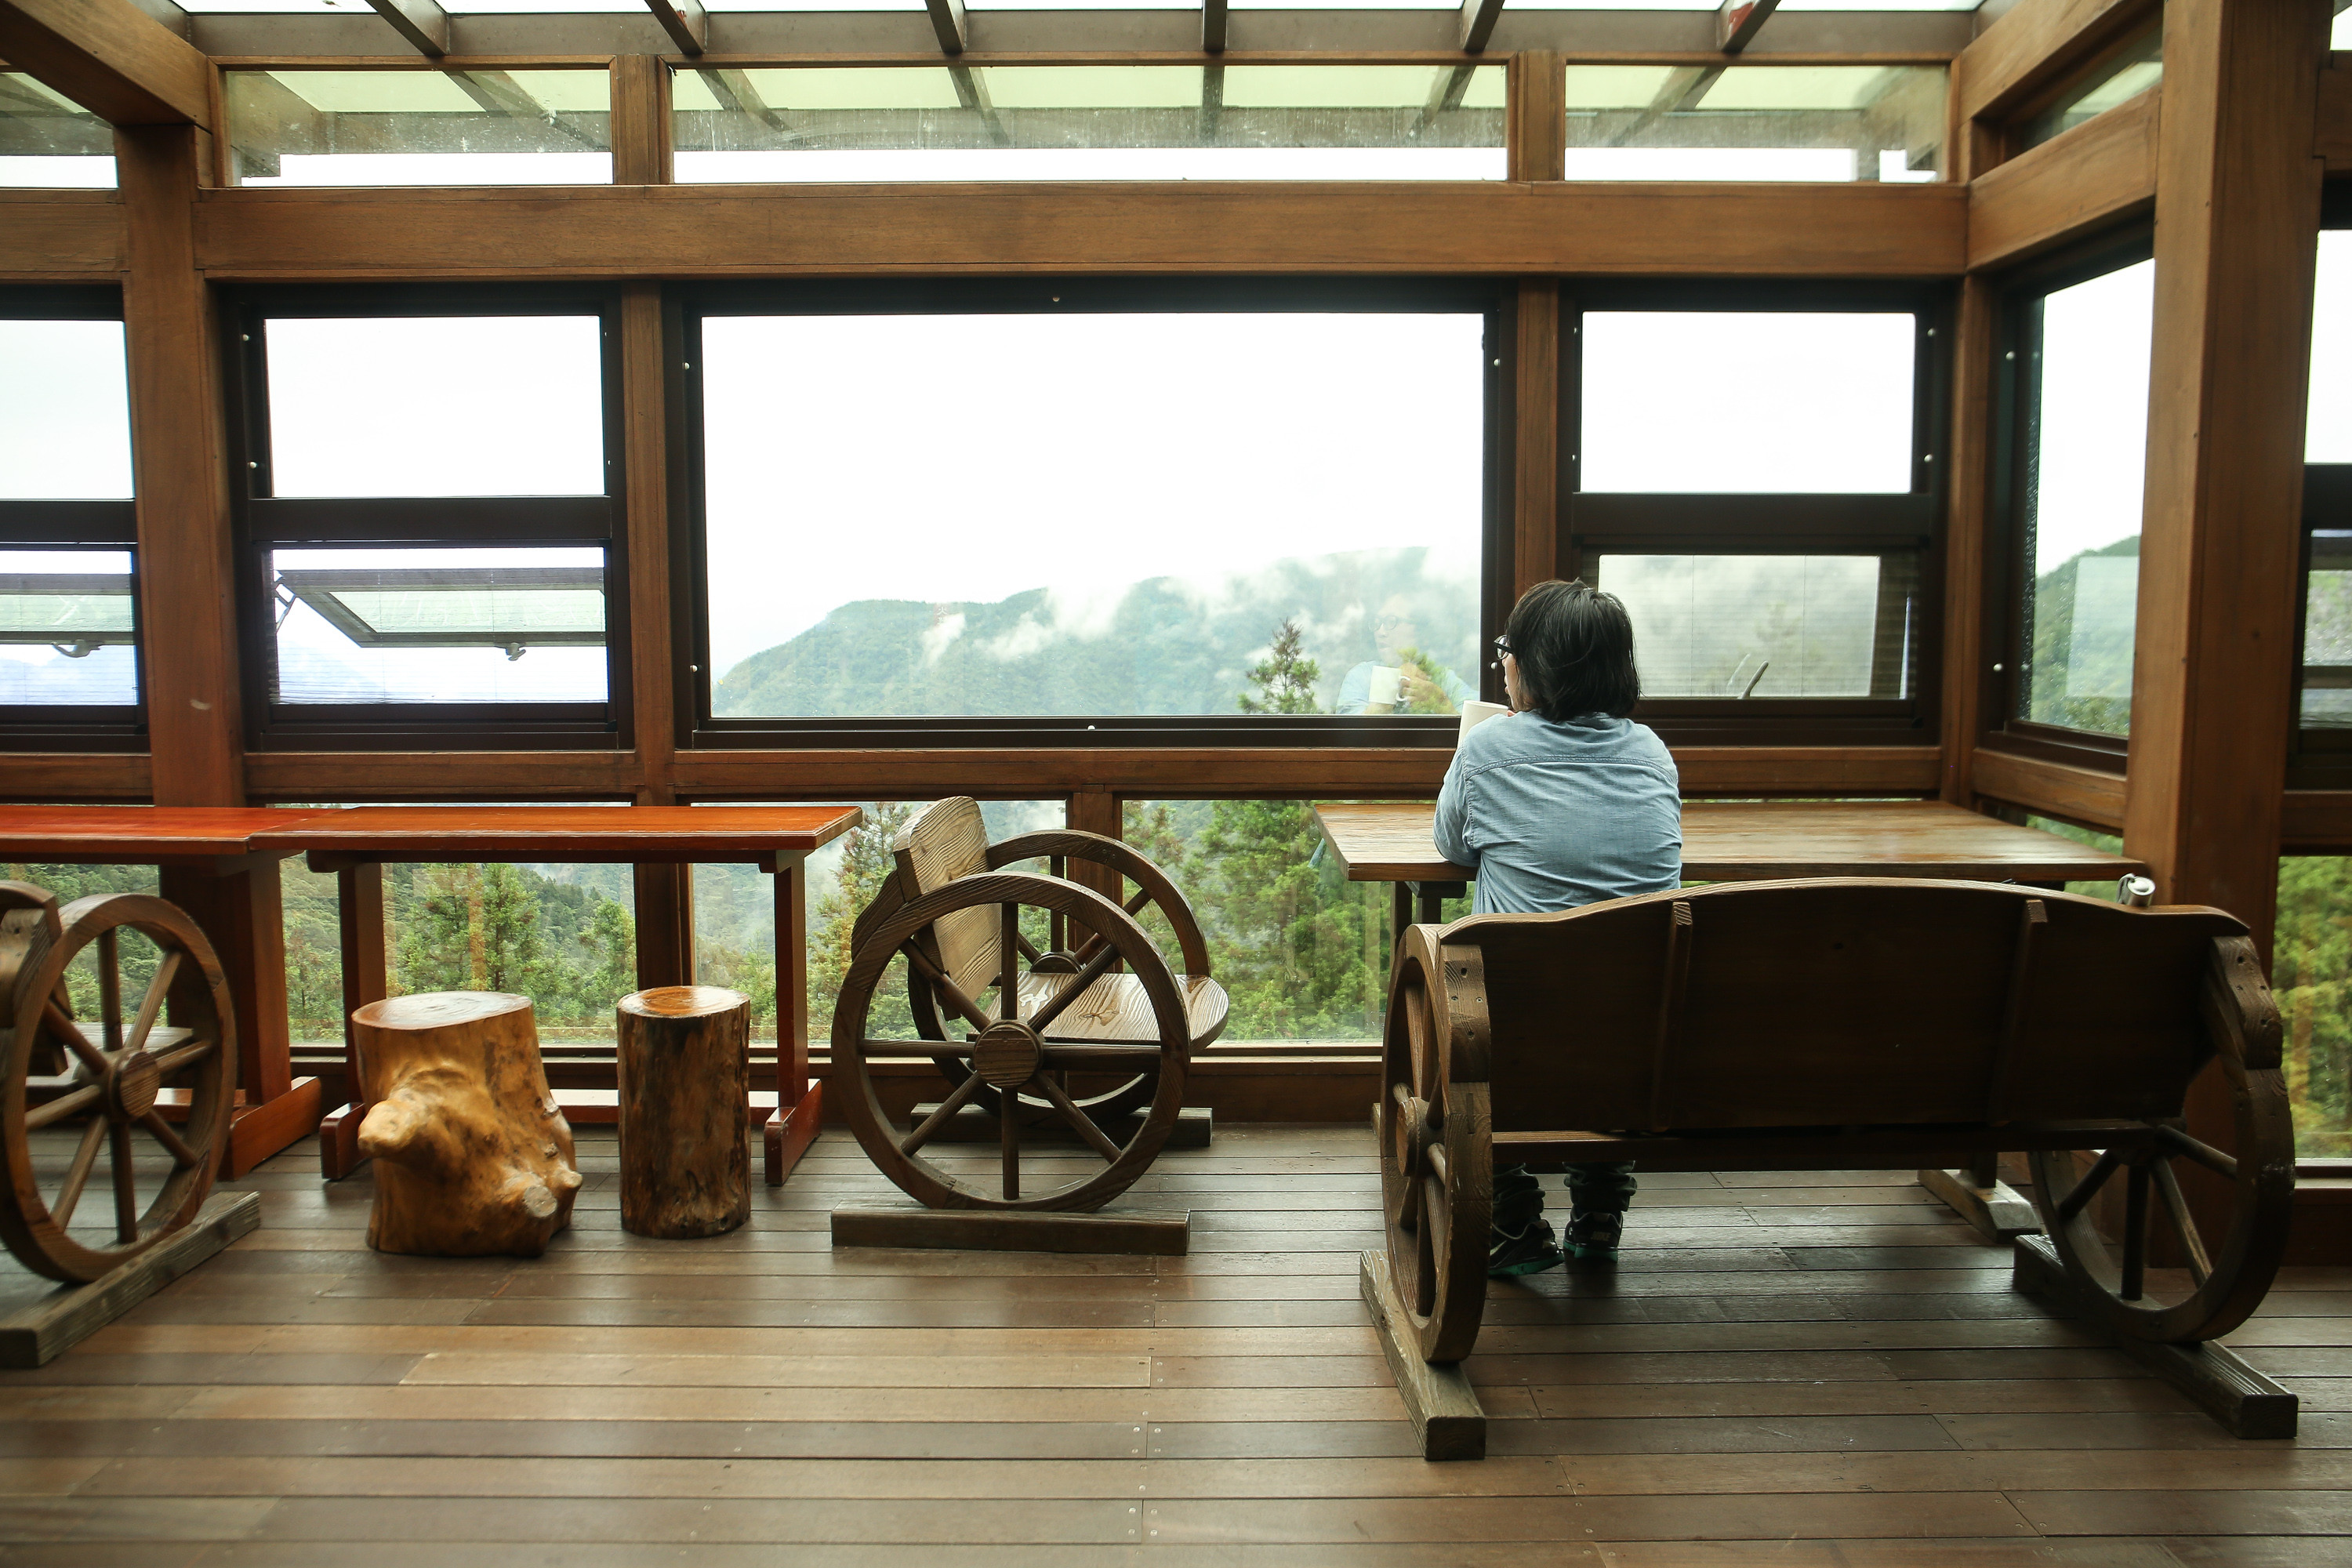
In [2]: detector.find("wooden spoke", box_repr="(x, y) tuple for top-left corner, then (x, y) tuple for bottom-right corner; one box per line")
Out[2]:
(1033, 1072), (1124, 1164)
(1428, 1143), (1450, 1188)
(901, 942), (993, 1034)
(2057, 1147), (2123, 1222)
(124, 948), (182, 1054)
(149, 1034), (216, 1077)
(901, 1069), (989, 1156)
(1000, 1076), (1022, 1200)
(2151, 1157), (2215, 1287)
(139, 1110), (201, 1169)
(1013, 930), (1044, 965)
(109, 1120), (139, 1244)
(999, 903), (1021, 1024)
(49, 1116), (107, 1231)
(1066, 888), (1153, 967)
(2121, 1161), (2151, 1301)
(25, 1082), (101, 1132)
(2154, 1123), (2238, 1180)
(97, 926), (122, 1051)
(1028, 942), (1122, 1033)
(45, 999), (109, 1078)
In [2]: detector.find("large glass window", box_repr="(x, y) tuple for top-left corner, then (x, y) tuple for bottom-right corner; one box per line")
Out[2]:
(223, 69), (613, 187)
(1, 74), (114, 189)
(692, 284), (1494, 734)
(2273, 856), (2352, 1160)
(2013, 256), (2154, 740)
(1566, 291), (1939, 736)
(2017, 24), (2161, 152)
(673, 64), (1504, 183)
(1561, 64), (1947, 183)
(0, 298), (140, 722)
(229, 293), (623, 745)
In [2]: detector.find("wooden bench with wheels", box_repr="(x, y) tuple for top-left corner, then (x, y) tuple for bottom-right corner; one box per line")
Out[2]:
(1366, 878), (2297, 1460)
(829, 797), (1229, 1254)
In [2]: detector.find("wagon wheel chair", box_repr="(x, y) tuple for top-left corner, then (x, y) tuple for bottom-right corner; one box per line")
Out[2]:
(833, 803), (1228, 1211)
(1376, 927), (1492, 1363)
(879, 825), (1221, 1133)
(0, 881), (236, 1284)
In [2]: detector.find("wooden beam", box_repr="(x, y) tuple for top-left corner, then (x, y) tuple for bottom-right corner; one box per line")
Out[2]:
(645, 0), (708, 57)
(364, 0), (450, 59)
(1202, 0), (1226, 55)
(2122, 0), (2327, 947)
(0, 0), (211, 127)
(1459, 0), (1506, 55)
(0, 192), (125, 279)
(1954, 0), (2157, 127)
(1965, 83), (2156, 270)
(926, 0), (968, 57)
(1719, 0), (1781, 56)
(118, 125), (241, 808)
(1514, 280), (1559, 597)
(0, 751), (151, 801)
(1939, 274), (1997, 806)
(1970, 746), (2127, 832)
(243, 750), (644, 800)
(621, 280), (676, 792)
(1505, 50), (1565, 181)
(2280, 790), (2352, 852)
(610, 54), (670, 186)
(184, 183), (1968, 280)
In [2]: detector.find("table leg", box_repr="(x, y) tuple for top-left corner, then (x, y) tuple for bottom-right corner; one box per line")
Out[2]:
(319, 862), (386, 1181)
(765, 855), (820, 1185)
(1390, 882), (1413, 978)
(159, 860), (319, 1179)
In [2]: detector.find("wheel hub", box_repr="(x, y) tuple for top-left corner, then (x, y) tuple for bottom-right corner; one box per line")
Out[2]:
(107, 1047), (161, 1120)
(972, 1020), (1044, 1088)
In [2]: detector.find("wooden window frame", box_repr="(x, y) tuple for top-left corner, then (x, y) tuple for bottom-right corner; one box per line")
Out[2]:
(0, 284), (145, 752)
(672, 275), (1514, 753)
(1558, 279), (1952, 750)
(222, 284), (633, 753)
(1980, 225), (2152, 775)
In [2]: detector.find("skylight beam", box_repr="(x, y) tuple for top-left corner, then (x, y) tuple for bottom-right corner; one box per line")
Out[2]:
(645, 1), (707, 57)
(364, 0), (451, 60)
(1718, 0), (1781, 56)
(927, 0), (968, 58)
(1459, 0), (1505, 55)
(1203, 0), (1226, 55)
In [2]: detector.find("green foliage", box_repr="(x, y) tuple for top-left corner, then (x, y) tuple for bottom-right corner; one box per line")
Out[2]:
(809, 801), (920, 1041)
(2275, 857), (2352, 1158)
(1236, 620), (1321, 715)
(2025, 535), (2139, 737)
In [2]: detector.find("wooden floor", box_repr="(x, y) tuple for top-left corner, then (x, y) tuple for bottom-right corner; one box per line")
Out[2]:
(2, 1123), (2350, 1565)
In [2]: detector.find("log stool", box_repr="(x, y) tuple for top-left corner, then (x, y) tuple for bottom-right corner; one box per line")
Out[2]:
(354, 993), (582, 1258)
(617, 986), (752, 1239)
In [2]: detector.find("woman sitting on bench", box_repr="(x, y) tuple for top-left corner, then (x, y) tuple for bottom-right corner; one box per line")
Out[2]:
(1434, 579), (1683, 1274)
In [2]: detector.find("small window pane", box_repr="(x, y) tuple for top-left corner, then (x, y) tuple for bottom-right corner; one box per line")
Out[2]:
(224, 70), (612, 187)
(0, 318), (132, 499)
(673, 64), (1504, 183)
(268, 546), (608, 705)
(702, 312), (1484, 720)
(1562, 64), (1947, 183)
(1579, 312), (1916, 494)
(1595, 553), (1917, 699)
(2274, 856), (2352, 1158)
(2303, 535), (2352, 728)
(0, 548), (137, 706)
(263, 316), (604, 498)
(2020, 27), (2161, 151)
(1, 73), (115, 188)
(2309, 232), (2352, 462)
(2021, 260), (2153, 737)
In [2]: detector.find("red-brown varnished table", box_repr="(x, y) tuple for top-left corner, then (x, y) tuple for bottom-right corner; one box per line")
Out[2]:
(250, 806), (862, 1185)
(0, 806), (332, 1177)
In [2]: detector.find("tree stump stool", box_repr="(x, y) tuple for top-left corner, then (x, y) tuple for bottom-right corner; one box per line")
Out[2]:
(354, 993), (582, 1258)
(617, 986), (752, 1240)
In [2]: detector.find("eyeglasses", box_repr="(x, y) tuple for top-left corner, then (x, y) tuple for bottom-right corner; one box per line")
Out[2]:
(1491, 634), (1512, 660)
(1376, 615), (1413, 632)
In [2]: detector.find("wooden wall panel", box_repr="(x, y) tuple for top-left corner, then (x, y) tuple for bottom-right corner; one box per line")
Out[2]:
(243, 751), (645, 801)
(2122, 0), (2327, 948)
(1966, 85), (2156, 270)
(0, 753), (151, 801)
(1953, 0), (2156, 126)
(0, 193), (127, 278)
(1970, 746), (2126, 831)
(188, 181), (1969, 280)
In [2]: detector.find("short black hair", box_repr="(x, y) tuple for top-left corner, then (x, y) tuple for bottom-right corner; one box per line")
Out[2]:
(1504, 579), (1641, 722)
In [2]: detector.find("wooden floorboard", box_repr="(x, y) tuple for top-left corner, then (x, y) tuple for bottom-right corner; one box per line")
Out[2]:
(0, 1124), (2344, 1557)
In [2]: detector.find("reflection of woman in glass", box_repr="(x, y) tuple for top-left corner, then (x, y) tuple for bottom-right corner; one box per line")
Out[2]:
(1336, 593), (1472, 714)
(1435, 579), (1682, 1275)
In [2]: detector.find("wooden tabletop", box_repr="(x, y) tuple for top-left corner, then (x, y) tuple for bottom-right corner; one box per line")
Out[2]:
(1312, 800), (2147, 884)
(0, 806), (328, 862)
(249, 805), (865, 865)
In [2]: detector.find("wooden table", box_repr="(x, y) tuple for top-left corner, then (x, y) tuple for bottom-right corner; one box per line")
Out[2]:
(249, 807), (862, 1187)
(0, 807), (332, 1178)
(1312, 797), (2150, 1237)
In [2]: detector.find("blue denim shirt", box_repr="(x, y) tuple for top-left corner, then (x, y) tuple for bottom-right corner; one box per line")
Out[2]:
(1434, 711), (1682, 915)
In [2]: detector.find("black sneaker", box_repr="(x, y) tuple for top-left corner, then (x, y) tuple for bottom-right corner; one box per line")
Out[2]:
(1488, 1217), (1565, 1277)
(1565, 1209), (1624, 1263)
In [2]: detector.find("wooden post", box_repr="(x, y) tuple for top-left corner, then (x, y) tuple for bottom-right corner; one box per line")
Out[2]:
(1515, 280), (1560, 599)
(1506, 51), (1565, 183)
(1940, 274), (1999, 808)
(617, 985), (751, 1238)
(609, 55), (672, 187)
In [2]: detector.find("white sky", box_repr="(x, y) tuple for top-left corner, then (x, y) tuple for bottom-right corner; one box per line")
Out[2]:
(699, 312), (1488, 676)
(0, 321), (132, 499)
(2033, 259), (2153, 573)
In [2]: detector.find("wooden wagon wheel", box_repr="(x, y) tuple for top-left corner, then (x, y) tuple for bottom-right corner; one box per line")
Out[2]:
(0, 881), (71, 1078)
(834, 870), (1191, 1213)
(902, 830), (1218, 1128)
(0, 893), (236, 1284)
(2027, 935), (2296, 1344)
(1377, 926), (1492, 1363)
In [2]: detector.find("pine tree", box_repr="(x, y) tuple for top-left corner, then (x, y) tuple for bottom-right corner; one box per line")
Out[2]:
(808, 801), (920, 1040)
(575, 896), (637, 1017)
(1236, 619), (1321, 715)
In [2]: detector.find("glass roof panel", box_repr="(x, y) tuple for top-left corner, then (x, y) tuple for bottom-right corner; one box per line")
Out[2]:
(1694, 67), (1918, 112)
(979, 67), (1205, 109)
(1222, 66), (1471, 109)
(2, 72), (115, 189)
